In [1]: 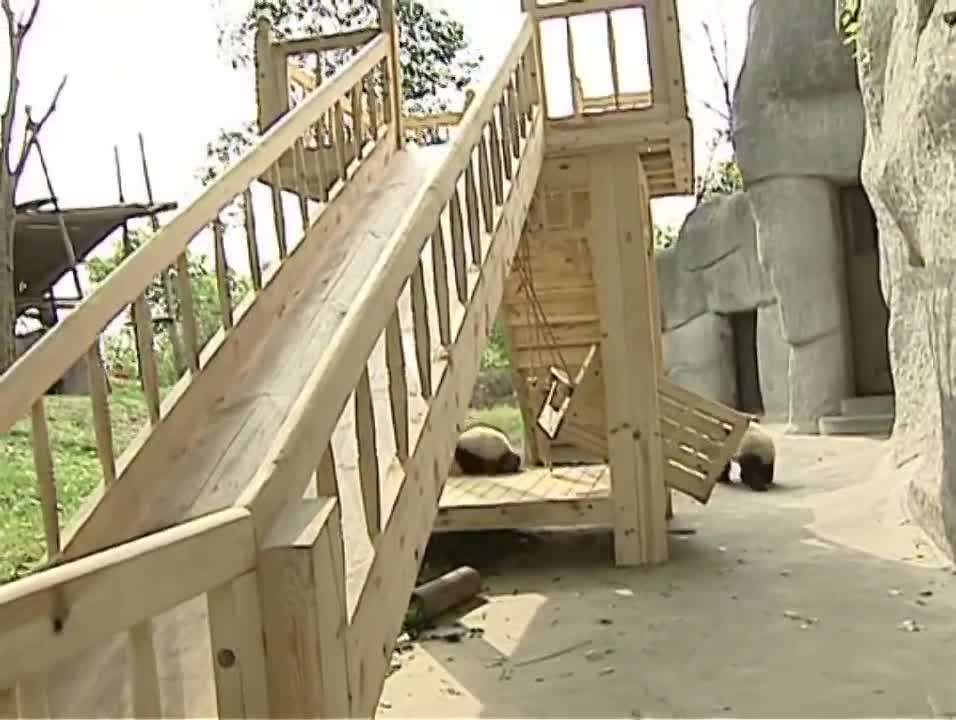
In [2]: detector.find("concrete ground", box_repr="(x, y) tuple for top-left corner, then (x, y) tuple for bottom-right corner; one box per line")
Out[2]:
(381, 429), (956, 718)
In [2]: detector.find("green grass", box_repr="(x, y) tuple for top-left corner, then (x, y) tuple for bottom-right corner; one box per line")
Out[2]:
(466, 404), (524, 447)
(0, 379), (150, 582)
(0, 376), (524, 585)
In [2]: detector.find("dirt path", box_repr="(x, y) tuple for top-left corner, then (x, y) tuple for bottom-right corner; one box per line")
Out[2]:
(381, 428), (956, 718)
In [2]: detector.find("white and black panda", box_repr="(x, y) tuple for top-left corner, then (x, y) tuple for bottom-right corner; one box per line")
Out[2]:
(717, 421), (775, 492)
(449, 423), (522, 476)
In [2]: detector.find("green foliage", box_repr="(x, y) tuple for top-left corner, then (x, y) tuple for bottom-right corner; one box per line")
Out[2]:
(0, 380), (150, 582)
(697, 157), (744, 201)
(201, 1), (481, 185)
(654, 224), (679, 251)
(839, 0), (861, 48)
(219, 0), (480, 113)
(481, 318), (511, 370)
(86, 229), (251, 386)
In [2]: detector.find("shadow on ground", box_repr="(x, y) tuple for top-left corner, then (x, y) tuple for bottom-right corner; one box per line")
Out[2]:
(382, 433), (956, 718)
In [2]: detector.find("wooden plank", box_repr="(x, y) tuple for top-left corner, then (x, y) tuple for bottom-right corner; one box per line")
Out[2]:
(257, 498), (349, 719)
(435, 496), (611, 532)
(0, 508), (256, 689)
(528, 0), (648, 20)
(588, 151), (668, 566)
(345, 107), (544, 718)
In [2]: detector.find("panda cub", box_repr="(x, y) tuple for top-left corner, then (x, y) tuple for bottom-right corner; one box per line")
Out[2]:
(717, 421), (775, 492)
(449, 423), (522, 476)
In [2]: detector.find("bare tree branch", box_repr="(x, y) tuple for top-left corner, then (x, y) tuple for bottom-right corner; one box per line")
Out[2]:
(1, 0), (21, 176)
(19, 0), (40, 35)
(14, 73), (67, 181)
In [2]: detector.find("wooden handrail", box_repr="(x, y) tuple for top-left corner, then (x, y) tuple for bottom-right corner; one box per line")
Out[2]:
(0, 35), (388, 433)
(238, 15), (536, 535)
(0, 507), (255, 688)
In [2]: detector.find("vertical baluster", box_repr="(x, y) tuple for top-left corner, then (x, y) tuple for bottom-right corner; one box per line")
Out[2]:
(566, 17), (580, 116)
(176, 252), (200, 373)
(213, 219), (234, 331)
(380, 59), (392, 125)
(430, 225), (452, 347)
(333, 100), (348, 181)
(292, 141), (311, 231)
(30, 399), (60, 558)
(497, 100), (514, 181)
(354, 367), (381, 538)
(311, 122), (331, 203)
(451, 183), (471, 301)
(410, 261), (432, 399)
(86, 342), (116, 485)
(515, 59), (530, 137)
(477, 132), (495, 232)
(488, 118), (504, 205)
(130, 623), (162, 718)
(207, 573), (270, 719)
(351, 83), (364, 159)
(385, 309), (409, 462)
(243, 189), (264, 291)
(462, 164), (481, 259)
(606, 10), (621, 110)
(507, 77), (522, 156)
(365, 71), (380, 139)
(268, 164), (289, 259)
(316, 442), (338, 497)
(133, 296), (162, 424)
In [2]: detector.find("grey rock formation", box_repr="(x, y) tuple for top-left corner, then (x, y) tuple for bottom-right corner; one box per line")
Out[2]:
(856, 0), (956, 558)
(731, 0), (865, 432)
(656, 192), (785, 416)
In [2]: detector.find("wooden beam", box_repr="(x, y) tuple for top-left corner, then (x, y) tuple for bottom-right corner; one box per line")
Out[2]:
(0, 508), (256, 689)
(257, 498), (349, 718)
(346, 108), (545, 718)
(527, 0), (648, 21)
(435, 496), (610, 532)
(588, 151), (668, 566)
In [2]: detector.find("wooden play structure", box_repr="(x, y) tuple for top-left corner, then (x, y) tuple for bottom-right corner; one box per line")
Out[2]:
(0, 0), (750, 717)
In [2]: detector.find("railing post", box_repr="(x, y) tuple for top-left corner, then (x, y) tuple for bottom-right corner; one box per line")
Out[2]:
(379, 0), (405, 148)
(256, 498), (350, 718)
(519, 0), (548, 119)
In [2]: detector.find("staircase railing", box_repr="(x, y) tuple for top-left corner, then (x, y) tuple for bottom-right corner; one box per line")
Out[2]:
(0, 29), (398, 575)
(0, 15), (545, 719)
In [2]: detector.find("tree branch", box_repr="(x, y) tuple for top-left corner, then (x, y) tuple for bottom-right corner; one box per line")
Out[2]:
(19, 0), (40, 35)
(1, 0), (20, 177)
(13, 73), (67, 182)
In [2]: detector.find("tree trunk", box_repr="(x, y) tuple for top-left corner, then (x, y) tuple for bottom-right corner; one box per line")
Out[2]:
(0, 177), (17, 375)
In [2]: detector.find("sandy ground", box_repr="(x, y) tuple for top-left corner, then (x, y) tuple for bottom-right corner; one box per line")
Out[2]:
(380, 428), (956, 718)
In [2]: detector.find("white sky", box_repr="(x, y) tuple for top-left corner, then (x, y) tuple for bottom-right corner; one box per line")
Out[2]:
(1, 0), (751, 298)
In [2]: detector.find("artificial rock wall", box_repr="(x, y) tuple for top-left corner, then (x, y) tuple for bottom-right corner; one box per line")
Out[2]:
(659, 0), (866, 432)
(656, 192), (790, 418)
(855, 0), (956, 557)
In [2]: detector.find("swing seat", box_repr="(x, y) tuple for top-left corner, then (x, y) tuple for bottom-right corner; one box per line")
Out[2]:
(535, 344), (598, 440)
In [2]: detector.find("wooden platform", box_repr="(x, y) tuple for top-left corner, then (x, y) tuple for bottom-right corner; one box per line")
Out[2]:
(436, 465), (614, 532)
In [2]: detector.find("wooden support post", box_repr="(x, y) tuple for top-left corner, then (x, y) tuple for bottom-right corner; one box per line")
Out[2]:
(257, 498), (349, 718)
(379, 0), (404, 149)
(588, 150), (668, 566)
(641, 163), (673, 522)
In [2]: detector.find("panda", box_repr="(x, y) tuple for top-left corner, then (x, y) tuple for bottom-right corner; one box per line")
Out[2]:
(717, 420), (775, 492)
(448, 423), (522, 476)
